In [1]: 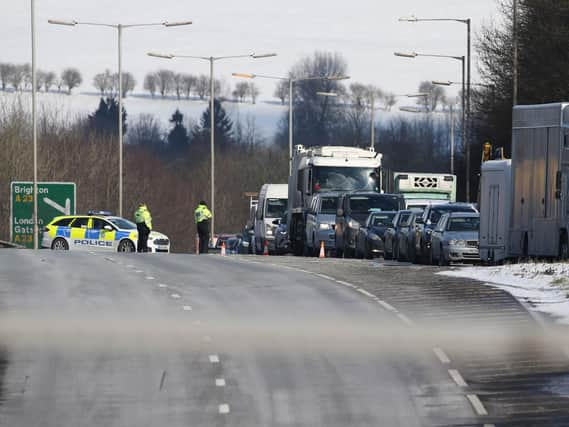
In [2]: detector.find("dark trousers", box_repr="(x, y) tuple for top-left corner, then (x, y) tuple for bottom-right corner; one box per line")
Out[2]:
(137, 223), (150, 253)
(197, 220), (210, 254)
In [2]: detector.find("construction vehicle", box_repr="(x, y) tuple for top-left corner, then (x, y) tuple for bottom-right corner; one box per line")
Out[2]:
(392, 172), (457, 209)
(286, 145), (382, 255)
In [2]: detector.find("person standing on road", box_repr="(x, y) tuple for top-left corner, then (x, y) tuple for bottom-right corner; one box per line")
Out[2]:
(134, 203), (152, 253)
(194, 201), (212, 254)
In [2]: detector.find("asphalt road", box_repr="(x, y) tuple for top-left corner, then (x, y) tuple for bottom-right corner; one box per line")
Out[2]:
(0, 250), (483, 427)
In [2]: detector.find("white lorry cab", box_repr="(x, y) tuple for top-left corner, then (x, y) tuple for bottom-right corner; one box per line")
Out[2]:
(508, 103), (569, 259)
(254, 184), (288, 254)
(393, 172), (457, 209)
(479, 160), (512, 263)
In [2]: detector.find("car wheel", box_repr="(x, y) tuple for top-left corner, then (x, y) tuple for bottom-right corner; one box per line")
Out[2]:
(438, 245), (449, 266)
(559, 233), (569, 261)
(51, 238), (69, 251)
(118, 239), (135, 252)
(430, 247), (437, 265)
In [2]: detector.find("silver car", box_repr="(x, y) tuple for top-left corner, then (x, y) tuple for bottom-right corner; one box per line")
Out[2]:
(430, 212), (480, 265)
(305, 193), (339, 256)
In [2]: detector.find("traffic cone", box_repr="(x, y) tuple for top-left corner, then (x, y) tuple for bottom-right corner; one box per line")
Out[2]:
(263, 240), (269, 256)
(319, 241), (326, 259)
(221, 241), (227, 257)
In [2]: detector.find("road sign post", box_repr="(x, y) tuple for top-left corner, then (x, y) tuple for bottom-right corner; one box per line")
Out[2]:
(10, 182), (76, 249)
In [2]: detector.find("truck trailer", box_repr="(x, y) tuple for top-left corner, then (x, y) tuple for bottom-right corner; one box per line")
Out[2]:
(392, 172), (457, 209)
(509, 103), (569, 259)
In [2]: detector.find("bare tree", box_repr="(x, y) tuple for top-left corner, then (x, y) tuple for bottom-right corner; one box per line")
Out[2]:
(93, 69), (112, 96)
(382, 92), (396, 111)
(418, 81), (445, 112)
(43, 71), (56, 93)
(155, 69), (175, 98)
(273, 80), (288, 105)
(196, 75), (208, 100)
(61, 68), (83, 94)
(248, 82), (260, 104)
(0, 63), (15, 91)
(144, 73), (157, 98)
(233, 81), (250, 102)
(111, 72), (136, 97)
(9, 64), (27, 91)
(36, 70), (47, 91)
(182, 74), (197, 99)
(173, 73), (184, 100)
(22, 64), (32, 90)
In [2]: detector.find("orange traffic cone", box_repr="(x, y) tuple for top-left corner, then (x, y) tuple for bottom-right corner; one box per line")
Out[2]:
(263, 240), (269, 256)
(319, 241), (326, 259)
(221, 241), (227, 257)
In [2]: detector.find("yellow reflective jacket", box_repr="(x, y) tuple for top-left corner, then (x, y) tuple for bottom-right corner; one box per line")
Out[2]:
(134, 205), (152, 229)
(194, 204), (212, 224)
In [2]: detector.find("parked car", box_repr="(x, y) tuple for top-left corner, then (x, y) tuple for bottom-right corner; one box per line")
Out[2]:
(355, 211), (397, 258)
(335, 192), (404, 258)
(384, 210), (414, 260)
(396, 212), (420, 262)
(430, 212), (481, 265)
(414, 202), (478, 264)
(305, 192), (340, 256)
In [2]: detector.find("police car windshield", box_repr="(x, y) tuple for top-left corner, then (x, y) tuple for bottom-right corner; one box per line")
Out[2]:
(313, 167), (378, 192)
(108, 217), (137, 230)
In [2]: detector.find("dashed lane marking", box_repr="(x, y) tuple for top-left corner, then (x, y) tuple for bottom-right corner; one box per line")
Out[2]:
(183, 305), (192, 311)
(158, 283), (168, 288)
(146, 276), (155, 280)
(170, 293), (181, 299)
(218, 404), (230, 414)
(448, 369), (468, 387)
(134, 270), (144, 273)
(216, 378), (226, 387)
(466, 394), (489, 416)
(209, 354), (220, 363)
(433, 347), (451, 364)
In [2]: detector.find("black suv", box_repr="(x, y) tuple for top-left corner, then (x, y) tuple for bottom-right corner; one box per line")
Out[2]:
(335, 192), (404, 258)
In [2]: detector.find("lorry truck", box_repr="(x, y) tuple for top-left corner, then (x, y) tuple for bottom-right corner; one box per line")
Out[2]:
(507, 103), (569, 259)
(392, 172), (457, 209)
(287, 145), (382, 255)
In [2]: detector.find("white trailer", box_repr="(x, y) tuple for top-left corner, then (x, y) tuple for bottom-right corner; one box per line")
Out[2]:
(393, 172), (457, 209)
(509, 103), (569, 258)
(479, 160), (511, 263)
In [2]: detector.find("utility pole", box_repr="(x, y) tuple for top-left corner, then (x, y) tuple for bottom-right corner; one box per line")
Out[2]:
(513, 0), (518, 106)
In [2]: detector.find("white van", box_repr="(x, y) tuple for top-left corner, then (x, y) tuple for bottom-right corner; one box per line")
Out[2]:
(254, 184), (288, 254)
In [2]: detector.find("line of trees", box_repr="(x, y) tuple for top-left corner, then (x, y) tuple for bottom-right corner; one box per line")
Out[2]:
(0, 62), (82, 94)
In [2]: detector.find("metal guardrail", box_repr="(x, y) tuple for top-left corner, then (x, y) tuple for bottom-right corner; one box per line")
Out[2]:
(0, 240), (25, 249)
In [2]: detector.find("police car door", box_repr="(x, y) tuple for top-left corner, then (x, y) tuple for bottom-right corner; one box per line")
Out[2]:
(69, 217), (90, 250)
(89, 218), (116, 251)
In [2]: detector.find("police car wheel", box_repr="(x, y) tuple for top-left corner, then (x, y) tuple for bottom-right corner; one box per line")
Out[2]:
(118, 240), (135, 252)
(51, 238), (69, 251)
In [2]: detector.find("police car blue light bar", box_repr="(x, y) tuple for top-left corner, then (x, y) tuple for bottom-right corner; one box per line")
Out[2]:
(87, 210), (113, 216)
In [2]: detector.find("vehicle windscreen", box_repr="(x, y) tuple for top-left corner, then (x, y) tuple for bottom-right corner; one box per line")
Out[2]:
(447, 217), (480, 232)
(320, 197), (339, 214)
(349, 195), (400, 213)
(266, 198), (287, 218)
(313, 167), (378, 192)
(108, 217), (137, 230)
(397, 212), (411, 226)
(371, 213), (396, 227)
(429, 206), (476, 224)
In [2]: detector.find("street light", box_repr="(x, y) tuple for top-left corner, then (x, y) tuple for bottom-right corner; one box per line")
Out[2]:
(398, 14), (472, 200)
(49, 19), (192, 217)
(394, 50), (466, 195)
(31, 0), (38, 249)
(150, 53), (277, 241)
(232, 73), (349, 173)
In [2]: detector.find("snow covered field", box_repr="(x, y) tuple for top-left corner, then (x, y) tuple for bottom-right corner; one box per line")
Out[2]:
(441, 263), (569, 325)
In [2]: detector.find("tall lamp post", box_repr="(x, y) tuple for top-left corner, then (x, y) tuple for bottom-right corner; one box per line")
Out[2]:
(394, 51), (467, 197)
(149, 53), (277, 240)
(232, 73), (349, 174)
(398, 15), (472, 201)
(31, 0), (38, 249)
(49, 19), (192, 217)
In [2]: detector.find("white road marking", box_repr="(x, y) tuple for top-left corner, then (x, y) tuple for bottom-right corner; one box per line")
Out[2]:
(134, 270), (144, 273)
(335, 280), (356, 288)
(433, 347), (451, 364)
(209, 354), (220, 363)
(466, 394), (489, 416)
(218, 404), (230, 414)
(448, 369), (468, 387)
(396, 313), (414, 326)
(376, 300), (398, 312)
(170, 293), (181, 299)
(126, 265), (134, 268)
(182, 305), (192, 311)
(215, 378), (226, 387)
(483, 424), (496, 427)
(356, 288), (376, 299)
(316, 273), (335, 281)
(158, 283), (168, 288)
(146, 276), (155, 280)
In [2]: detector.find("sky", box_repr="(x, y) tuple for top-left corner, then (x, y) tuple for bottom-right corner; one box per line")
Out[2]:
(2, 0), (500, 101)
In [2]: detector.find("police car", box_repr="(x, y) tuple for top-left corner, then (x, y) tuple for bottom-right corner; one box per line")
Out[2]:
(41, 211), (170, 253)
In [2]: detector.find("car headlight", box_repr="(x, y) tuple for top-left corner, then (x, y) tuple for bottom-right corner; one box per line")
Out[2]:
(319, 223), (331, 230)
(348, 220), (360, 229)
(266, 229), (273, 236)
(449, 239), (466, 247)
(426, 229), (433, 235)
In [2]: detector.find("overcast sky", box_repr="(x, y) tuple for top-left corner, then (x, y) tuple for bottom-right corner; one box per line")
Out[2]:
(3, 1), (500, 100)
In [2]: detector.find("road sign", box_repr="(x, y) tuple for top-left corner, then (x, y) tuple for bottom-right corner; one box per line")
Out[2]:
(10, 182), (76, 249)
